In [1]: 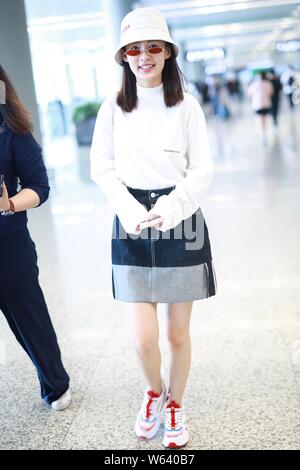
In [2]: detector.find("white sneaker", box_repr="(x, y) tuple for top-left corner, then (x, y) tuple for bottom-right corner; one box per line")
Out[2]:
(135, 380), (167, 440)
(163, 400), (189, 448)
(51, 389), (72, 411)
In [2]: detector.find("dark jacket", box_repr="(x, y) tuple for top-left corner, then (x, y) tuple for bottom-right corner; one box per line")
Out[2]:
(0, 121), (50, 237)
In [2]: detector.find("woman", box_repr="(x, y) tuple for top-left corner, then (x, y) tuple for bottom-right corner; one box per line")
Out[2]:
(91, 8), (216, 448)
(248, 71), (274, 144)
(0, 64), (71, 411)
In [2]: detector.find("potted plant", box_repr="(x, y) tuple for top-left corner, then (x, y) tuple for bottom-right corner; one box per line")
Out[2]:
(72, 102), (101, 146)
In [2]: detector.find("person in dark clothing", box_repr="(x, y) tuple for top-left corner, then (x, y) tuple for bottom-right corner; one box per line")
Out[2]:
(0, 64), (71, 411)
(287, 75), (295, 109)
(268, 70), (282, 126)
(281, 68), (295, 109)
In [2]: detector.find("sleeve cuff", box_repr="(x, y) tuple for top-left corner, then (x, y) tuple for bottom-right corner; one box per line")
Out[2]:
(24, 185), (50, 206)
(117, 201), (149, 235)
(148, 195), (175, 232)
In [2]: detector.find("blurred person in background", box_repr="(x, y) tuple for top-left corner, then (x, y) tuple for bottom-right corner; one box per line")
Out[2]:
(207, 75), (230, 120)
(207, 75), (222, 115)
(0, 64), (71, 411)
(248, 71), (274, 145)
(281, 66), (296, 109)
(225, 71), (242, 102)
(267, 69), (282, 127)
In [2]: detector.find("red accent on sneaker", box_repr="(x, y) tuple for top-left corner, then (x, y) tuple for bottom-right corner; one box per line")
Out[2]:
(146, 390), (161, 419)
(148, 390), (161, 398)
(167, 400), (181, 429)
(167, 400), (181, 408)
(168, 442), (178, 448)
(167, 441), (188, 449)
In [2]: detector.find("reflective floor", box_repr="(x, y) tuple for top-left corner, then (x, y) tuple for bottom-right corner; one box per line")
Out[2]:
(1, 101), (300, 450)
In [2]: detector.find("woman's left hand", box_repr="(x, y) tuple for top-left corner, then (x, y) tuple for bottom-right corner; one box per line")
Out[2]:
(146, 212), (164, 229)
(0, 182), (10, 211)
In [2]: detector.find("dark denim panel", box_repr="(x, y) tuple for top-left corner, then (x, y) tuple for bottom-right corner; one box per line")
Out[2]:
(112, 186), (213, 268)
(154, 216), (212, 268)
(112, 215), (153, 267)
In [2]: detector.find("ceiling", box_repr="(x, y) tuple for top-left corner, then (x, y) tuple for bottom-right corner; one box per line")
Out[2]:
(25, 0), (300, 70)
(140, 0), (300, 68)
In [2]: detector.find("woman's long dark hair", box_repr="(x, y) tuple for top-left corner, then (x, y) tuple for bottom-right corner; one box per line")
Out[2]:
(117, 44), (185, 112)
(0, 64), (33, 134)
(259, 71), (267, 80)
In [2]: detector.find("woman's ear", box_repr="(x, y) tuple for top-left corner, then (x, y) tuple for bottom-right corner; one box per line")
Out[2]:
(165, 47), (172, 60)
(122, 51), (128, 63)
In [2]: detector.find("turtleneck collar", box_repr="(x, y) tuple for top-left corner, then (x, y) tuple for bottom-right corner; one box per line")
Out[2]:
(136, 83), (163, 97)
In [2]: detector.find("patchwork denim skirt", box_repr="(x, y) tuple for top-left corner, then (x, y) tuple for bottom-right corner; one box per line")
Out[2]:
(111, 186), (217, 303)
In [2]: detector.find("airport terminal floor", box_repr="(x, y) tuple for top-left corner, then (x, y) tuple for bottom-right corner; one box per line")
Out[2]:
(0, 103), (300, 450)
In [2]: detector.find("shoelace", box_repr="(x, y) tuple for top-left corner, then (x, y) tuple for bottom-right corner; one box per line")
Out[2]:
(166, 400), (182, 429)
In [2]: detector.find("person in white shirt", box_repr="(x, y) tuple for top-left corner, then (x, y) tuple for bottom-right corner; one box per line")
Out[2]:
(248, 71), (274, 144)
(90, 7), (216, 449)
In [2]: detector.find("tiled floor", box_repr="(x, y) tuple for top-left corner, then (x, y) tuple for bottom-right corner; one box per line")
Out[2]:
(1, 101), (300, 449)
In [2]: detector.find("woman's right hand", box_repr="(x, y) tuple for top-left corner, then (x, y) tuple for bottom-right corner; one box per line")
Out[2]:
(136, 213), (164, 232)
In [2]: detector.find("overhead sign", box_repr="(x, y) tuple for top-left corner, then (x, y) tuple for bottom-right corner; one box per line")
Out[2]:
(276, 40), (300, 53)
(186, 48), (225, 62)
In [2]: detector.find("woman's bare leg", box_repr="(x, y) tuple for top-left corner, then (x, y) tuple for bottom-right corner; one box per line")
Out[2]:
(261, 114), (267, 135)
(131, 302), (162, 394)
(166, 301), (193, 406)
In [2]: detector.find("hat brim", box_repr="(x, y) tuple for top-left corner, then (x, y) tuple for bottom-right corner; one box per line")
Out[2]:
(114, 29), (179, 65)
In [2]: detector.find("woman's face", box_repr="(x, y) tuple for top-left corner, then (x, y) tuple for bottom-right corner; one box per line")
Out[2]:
(123, 40), (171, 88)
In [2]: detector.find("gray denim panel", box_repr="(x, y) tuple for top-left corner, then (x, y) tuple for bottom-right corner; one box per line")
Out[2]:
(112, 263), (214, 303)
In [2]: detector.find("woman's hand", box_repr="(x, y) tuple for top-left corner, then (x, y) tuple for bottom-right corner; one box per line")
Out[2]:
(136, 213), (164, 232)
(0, 182), (10, 211)
(146, 212), (164, 229)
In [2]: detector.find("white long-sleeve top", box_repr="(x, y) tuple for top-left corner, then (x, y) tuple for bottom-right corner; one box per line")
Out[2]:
(90, 83), (213, 234)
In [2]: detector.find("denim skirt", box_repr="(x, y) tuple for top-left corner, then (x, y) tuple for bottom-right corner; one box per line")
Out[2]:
(111, 186), (217, 303)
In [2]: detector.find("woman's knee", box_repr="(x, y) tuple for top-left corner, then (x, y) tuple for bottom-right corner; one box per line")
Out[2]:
(167, 328), (189, 349)
(134, 335), (159, 357)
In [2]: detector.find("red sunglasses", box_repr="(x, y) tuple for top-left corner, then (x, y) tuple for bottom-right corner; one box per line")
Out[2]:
(125, 46), (164, 57)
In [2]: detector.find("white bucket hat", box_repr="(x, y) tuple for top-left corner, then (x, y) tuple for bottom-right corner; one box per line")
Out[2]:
(114, 7), (179, 66)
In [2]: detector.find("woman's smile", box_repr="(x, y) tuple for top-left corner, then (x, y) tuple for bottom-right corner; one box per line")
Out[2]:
(138, 64), (156, 72)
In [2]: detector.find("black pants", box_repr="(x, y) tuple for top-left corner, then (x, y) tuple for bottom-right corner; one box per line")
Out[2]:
(0, 227), (69, 404)
(271, 98), (279, 125)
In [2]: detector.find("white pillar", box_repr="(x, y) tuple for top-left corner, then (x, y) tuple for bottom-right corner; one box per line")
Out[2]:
(101, 0), (135, 91)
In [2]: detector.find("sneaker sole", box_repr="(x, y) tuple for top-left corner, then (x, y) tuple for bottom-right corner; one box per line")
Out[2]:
(163, 440), (189, 449)
(136, 435), (149, 441)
